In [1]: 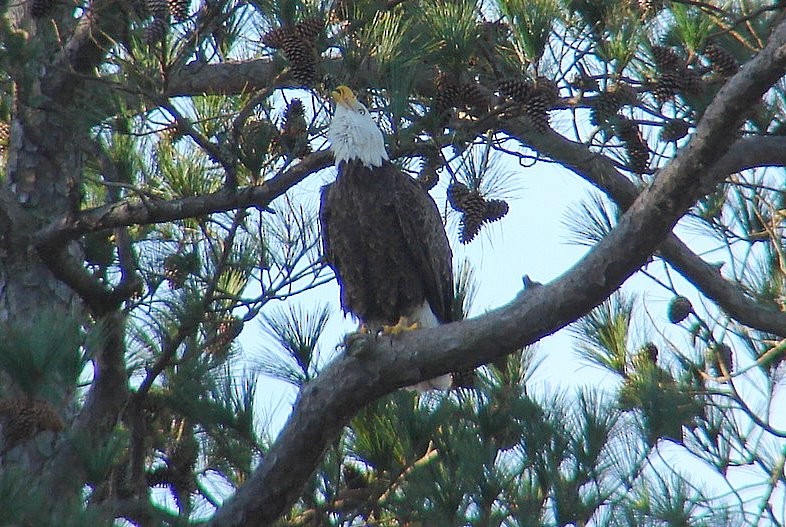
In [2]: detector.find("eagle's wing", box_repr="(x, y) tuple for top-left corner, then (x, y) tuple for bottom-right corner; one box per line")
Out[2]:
(318, 182), (336, 270)
(390, 165), (455, 323)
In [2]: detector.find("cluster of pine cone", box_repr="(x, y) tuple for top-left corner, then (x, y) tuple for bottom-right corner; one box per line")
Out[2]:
(589, 82), (637, 127)
(648, 43), (739, 103)
(0, 397), (63, 453)
(262, 17), (325, 88)
(447, 182), (509, 244)
(143, 0), (191, 43)
(434, 72), (488, 119)
(649, 45), (704, 102)
(497, 77), (560, 133)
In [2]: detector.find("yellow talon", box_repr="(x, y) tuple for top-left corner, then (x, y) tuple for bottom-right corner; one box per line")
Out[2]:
(382, 316), (420, 335)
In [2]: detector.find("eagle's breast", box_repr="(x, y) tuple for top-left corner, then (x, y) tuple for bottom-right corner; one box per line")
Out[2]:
(322, 161), (438, 328)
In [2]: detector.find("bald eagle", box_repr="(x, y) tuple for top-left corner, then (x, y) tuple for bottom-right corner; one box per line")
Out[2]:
(319, 86), (457, 391)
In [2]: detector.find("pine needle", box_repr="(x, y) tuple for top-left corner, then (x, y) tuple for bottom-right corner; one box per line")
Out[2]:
(562, 192), (619, 247)
(256, 302), (331, 386)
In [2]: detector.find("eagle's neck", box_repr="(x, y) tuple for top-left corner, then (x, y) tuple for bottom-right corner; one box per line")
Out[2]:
(328, 107), (389, 169)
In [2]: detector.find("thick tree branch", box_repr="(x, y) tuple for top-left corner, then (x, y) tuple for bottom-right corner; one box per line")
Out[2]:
(499, 121), (786, 337)
(207, 15), (786, 527)
(167, 58), (309, 97)
(45, 310), (130, 501)
(35, 151), (333, 246)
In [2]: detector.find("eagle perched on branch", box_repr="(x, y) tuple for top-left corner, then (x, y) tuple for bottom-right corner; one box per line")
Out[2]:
(319, 86), (464, 391)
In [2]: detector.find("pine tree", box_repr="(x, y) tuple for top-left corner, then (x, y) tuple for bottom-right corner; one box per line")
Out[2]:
(1, 0), (786, 525)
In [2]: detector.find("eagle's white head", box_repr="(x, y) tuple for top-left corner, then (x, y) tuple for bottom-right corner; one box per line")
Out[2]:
(328, 85), (389, 168)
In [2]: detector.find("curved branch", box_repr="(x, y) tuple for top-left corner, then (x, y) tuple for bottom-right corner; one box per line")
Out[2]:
(499, 124), (786, 337)
(35, 151), (333, 245)
(207, 15), (786, 527)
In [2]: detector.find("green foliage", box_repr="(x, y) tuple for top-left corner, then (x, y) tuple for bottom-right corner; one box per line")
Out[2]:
(572, 292), (635, 376)
(419, 0), (481, 72)
(563, 192), (619, 247)
(0, 467), (104, 526)
(498, 0), (560, 65)
(665, 4), (714, 54)
(0, 312), (87, 400)
(257, 302), (331, 385)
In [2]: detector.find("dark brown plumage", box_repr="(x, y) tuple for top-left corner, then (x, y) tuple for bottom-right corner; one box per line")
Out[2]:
(319, 160), (454, 329)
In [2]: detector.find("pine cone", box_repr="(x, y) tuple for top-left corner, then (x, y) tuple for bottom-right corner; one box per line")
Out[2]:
(659, 118), (690, 142)
(31, 0), (56, 18)
(447, 182), (472, 211)
(276, 99), (311, 157)
(484, 199), (509, 222)
(459, 213), (483, 244)
(651, 72), (680, 102)
(676, 68), (704, 96)
(610, 82), (638, 106)
(144, 16), (169, 43)
(240, 118), (275, 167)
(497, 78), (533, 103)
(459, 82), (486, 110)
(434, 72), (463, 113)
(533, 76), (560, 108)
(262, 25), (319, 87)
(294, 16), (325, 42)
(261, 26), (289, 49)
(168, 0), (189, 22)
(459, 191), (487, 244)
(280, 34), (317, 87)
(616, 118), (648, 173)
(0, 121), (9, 154)
(591, 85), (633, 127)
(667, 296), (693, 323)
(614, 117), (639, 142)
(146, 0), (169, 18)
(0, 398), (64, 451)
(651, 45), (684, 72)
(703, 43), (739, 77)
(626, 140), (649, 174)
(523, 93), (550, 133)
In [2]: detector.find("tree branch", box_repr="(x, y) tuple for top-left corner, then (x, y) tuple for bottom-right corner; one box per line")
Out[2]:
(43, 0), (127, 100)
(207, 14), (786, 527)
(167, 58), (304, 97)
(35, 151), (333, 245)
(498, 122), (786, 337)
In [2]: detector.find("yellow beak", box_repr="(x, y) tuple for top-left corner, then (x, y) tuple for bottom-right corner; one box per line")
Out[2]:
(331, 85), (358, 108)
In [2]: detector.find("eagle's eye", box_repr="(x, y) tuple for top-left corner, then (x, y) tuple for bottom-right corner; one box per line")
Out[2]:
(358, 108), (366, 115)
